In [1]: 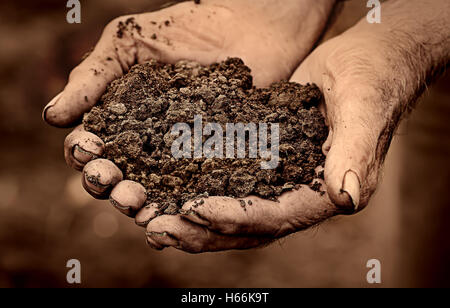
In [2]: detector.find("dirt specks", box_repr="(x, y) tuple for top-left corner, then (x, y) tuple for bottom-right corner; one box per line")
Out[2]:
(117, 17), (142, 38)
(90, 68), (100, 76)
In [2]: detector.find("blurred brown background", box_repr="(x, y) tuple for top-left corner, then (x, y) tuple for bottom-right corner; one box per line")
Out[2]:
(0, 0), (449, 287)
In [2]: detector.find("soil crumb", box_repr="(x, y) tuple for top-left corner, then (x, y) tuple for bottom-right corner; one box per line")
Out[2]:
(117, 17), (142, 38)
(83, 58), (328, 214)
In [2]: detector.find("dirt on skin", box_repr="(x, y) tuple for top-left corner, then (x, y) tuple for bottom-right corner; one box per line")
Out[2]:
(83, 58), (328, 214)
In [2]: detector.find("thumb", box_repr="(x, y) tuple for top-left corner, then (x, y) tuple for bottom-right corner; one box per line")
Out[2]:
(323, 83), (384, 213)
(43, 17), (136, 127)
(291, 44), (389, 213)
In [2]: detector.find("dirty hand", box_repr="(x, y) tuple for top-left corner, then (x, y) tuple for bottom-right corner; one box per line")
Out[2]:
(43, 0), (335, 214)
(143, 0), (450, 252)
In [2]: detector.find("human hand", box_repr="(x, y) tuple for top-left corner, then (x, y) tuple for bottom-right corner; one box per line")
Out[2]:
(140, 168), (340, 253)
(44, 0), (335, 215)
(143, 0), (450, 252)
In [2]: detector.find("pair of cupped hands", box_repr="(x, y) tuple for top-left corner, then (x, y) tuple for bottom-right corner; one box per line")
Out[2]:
(43, 0), (402, 253)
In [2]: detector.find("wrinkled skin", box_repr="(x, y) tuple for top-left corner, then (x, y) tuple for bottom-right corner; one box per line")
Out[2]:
(43, 0), (450, 253)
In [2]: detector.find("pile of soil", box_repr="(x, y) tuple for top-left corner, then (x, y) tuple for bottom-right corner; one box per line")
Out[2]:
(83, 58), (328, 213)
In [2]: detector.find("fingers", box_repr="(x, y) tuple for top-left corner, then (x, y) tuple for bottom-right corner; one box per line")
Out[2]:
(82, 159), (123, 199)
(145, 215), (272, 253)
(64, 125), (104, 171)
(181, 196), (282, 236)
(135, 203), (161, 228)
(180, 185), (337, 237)
(65, 120), (148, 218)
(109, 180), (147, 217)
(77, 153), (147, 217)
(43, 17), (135, 127)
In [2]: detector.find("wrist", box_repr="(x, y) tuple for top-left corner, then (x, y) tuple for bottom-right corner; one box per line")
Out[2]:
(208, 0), (336, 34)
(353, 0), (449, 78)
(343, 0), (449, 109)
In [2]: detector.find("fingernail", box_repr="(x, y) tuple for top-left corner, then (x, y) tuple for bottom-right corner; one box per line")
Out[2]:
(73, 145), (99, 164)
(42, 92), (62, 122)
(135, 217), (153, 228)
(82, 171), (111, 199)
(162, 232), (180, 247)
(83, 172), (110, 191)
(109, 197), (132, 216)
(82, 159), (123, 198)
(146, 231), (179, 247)
(145, 236), (164, 250)
(341, 170), (361, 211)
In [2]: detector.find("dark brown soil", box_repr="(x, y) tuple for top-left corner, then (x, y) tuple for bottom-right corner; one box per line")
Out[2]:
(83, 58), (328, 213)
